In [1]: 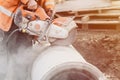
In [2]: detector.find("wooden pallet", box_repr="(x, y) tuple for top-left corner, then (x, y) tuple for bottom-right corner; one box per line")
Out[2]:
(56, 6), (120, 30)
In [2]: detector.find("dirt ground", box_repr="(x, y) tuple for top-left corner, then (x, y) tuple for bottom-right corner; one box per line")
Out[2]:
(73, 29), (120, 80)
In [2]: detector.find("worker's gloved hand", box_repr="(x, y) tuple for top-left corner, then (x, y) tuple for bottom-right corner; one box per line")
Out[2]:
(47, 9), (53, 17)
(27, 0), (37, 10)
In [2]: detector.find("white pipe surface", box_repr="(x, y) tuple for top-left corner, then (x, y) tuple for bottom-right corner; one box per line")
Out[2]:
(32, 45), (106, 80)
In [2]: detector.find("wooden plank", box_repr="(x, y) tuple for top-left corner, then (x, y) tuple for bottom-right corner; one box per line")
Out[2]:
(75, 13), (120, 17)
(56, 11), (120, 19)
(75, 20), (120, 24)
(70, 6), (120, 12)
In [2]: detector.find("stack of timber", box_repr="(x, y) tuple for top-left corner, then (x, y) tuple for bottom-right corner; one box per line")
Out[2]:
(55, 0), (120, 30)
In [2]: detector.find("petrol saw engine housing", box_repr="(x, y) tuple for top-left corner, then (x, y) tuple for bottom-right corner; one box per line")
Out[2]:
(14, 5), (77, 45)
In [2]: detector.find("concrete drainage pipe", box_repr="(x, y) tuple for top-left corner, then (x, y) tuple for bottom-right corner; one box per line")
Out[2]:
(31, 45), (106, 80)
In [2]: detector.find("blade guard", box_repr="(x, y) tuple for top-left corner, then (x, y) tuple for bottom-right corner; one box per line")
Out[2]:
(48, 17), (77, 39)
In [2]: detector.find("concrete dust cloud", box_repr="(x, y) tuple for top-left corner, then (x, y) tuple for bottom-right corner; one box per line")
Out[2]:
(0, 35), (41, 80)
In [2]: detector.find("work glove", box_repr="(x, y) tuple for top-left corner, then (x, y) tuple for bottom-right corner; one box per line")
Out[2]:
(27, 0), (37, 10)
(47, 9), (53, 17)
